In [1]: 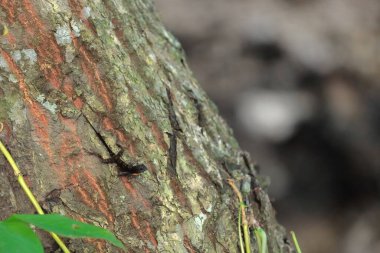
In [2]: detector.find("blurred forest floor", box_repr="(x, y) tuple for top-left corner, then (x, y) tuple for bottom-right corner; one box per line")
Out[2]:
(155, 0), (380, 252)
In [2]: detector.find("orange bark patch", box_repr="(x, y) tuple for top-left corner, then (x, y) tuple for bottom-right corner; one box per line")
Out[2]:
(121, 177), (138, 199)
(183, 235), (198, 253)
(121, 177), (151, 209)
(102, 116), (135, 154)
(67, 0), (96, 34)
(0, 122), (12, 143)
(62, 78), (75, 98)
(110, 17), (130, 51)
(129, 207), (151, 253)
(58, 137), (76, 175)
(129, 206), (150, 252)
(62, 77), (84, 109)
(129, 208), (141, 230)
(82, 169), (115, 224)
(145, 161), (157, 176)
(82, 19), (96, 34)
(5, 32), (16, 46)
(135, 103), (148, 124)
(0, 48), (67, 184)
(116, 128), (130, 147)
(95, 240), (106, 252)
(102, 116), (114, 131)
(0, 0), (17, 23)
(67, 0), (82, 17)
(70, 172), (96, 209)
(136, 101), (168, 150)
(169, 179), (191, 210)
(59, 116), (115, 225)
(57, 116), (83, 180)
(73, 97), (84, 110)
(18, 0), (64, 89)
(72, 36), (113, 110)
(144, 220), (158, 248)
(151, 122), (168, 151)
(127, 144), (137, 157)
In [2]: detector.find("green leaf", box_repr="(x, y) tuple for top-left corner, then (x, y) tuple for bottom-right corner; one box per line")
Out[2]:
(10, 214), (124, 249)
(254, 227), (268, 253)
(0, 219), (43, 253)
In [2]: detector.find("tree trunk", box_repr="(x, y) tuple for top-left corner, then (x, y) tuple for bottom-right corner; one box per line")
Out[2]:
(0, 0), (289, 252)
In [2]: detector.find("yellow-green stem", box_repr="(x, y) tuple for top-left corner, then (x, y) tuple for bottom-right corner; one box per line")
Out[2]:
(291, 231), (302, 253)
(242, 223), (251, 253)
(238, 207), (245, 253)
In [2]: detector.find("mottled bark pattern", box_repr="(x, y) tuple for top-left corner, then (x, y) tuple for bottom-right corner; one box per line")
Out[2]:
(0, 0), (289, 252)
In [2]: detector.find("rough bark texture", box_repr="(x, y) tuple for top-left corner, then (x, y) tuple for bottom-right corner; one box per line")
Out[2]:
(0, 0), (289, 252)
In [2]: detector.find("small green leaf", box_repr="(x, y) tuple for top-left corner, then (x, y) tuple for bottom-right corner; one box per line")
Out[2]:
(10, 214), (124, 249)
(254, 227), (268, 253)
(0, 219), (43, 253)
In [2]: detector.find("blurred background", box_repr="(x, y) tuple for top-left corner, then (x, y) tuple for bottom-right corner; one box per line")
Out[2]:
(154, 0), (380, 252)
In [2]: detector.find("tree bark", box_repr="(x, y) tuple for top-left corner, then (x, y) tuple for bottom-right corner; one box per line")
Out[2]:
(0, 0), (289, 252)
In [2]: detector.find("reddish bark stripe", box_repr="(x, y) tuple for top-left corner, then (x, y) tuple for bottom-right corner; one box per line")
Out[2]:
(129, 207), (151, 253)
(58, 117), (83, 172)
(67, 0), (82, 17)
(73, 97), (84, 110)
(62, 78), (84, 109)
(72, 36), (113, 110)
(58, 116), (89, 178)
(0, 0), (17, 23)
(115, 128), (128, 144)
(144, 221), (158, 248)
(101, 116), (136, 155)
(95, 240), (106, 252)
(82, 19), (97, 34)
(83, 169), (115, 224)
(127, 144), (137, 157)
(121, 177), (138, 199)
(135, 103), (149, 124)
(9, 0), (65, 89)
(170, 179), (189, 208)
(59, 116), (116, 225)
(110, 16), (131, 52)
(102, 117), (114, 130)
(21, 0), (64, 63)
(0, 48), (66, 184)
(71, 173), (96, 209)
(120, 177), (152, 210)
(62, 78), (75, 98)
(136, 102), (168, 150)
(129, 208), (141, 230)
(183, 235), (197, 253)
(145, 161), (157, 175)
(5, 32), (16, 46)
(151, 123), (168, 151)
(67, 0), (96, 34)
(3, 0), (66, 101)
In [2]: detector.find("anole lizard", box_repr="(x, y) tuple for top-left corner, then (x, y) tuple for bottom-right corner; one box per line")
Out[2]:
(83, 115), (147, 176)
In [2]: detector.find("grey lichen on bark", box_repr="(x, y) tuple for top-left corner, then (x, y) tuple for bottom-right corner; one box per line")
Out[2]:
(0, 0), (290, 252)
